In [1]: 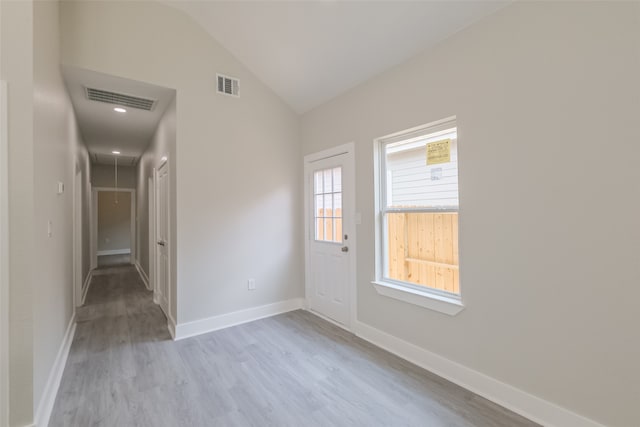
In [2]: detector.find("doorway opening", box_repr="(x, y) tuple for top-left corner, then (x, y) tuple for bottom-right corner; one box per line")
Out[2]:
(92, 188), (136, 269)
(304, 143), (357, 331)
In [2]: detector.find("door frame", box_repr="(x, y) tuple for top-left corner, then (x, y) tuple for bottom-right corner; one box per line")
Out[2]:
(91, 187), (136, 267)
(303, 142), (357, 331)
(73, 169), (83, 307)
(153, 158), (172, 322)
(148, 174), (157, 303)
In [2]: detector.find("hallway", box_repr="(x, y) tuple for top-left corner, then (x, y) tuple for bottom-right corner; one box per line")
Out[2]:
(50, 268), (538, 427)
(50, 266), (171, 426)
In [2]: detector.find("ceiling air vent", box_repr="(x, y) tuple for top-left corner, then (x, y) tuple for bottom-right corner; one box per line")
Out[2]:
(85, 87), (157, 111)
(217, 74), (240, 97)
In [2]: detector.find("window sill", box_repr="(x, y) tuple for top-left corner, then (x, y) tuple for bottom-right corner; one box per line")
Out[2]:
(371, 280), (464, 316)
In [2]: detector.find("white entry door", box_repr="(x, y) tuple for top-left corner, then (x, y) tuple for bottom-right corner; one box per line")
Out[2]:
(155, 161), (170, 317)
(305, 146), (355, 327)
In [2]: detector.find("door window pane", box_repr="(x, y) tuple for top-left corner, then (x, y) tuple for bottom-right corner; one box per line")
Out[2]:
(313, 166), (343, 243)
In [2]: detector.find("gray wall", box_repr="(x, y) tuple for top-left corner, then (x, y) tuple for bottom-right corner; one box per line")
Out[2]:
(34, 0), (91, 423)
(301, 3), (640, 426)
(97, 191), (131, 253)
(1, 1), (35, 424)
(92, 163), (136, 189)
(1, 1), (91, 424)
(62, 0), (303, 328)
(137, 95), (176, 304)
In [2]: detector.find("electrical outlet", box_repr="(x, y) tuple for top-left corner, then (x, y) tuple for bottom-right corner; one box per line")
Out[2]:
(247, 279), (256, 291)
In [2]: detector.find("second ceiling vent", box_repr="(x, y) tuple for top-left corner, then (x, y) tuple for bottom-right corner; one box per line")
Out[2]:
(217, 74), (240, 97)
(85, 87), (157, 111)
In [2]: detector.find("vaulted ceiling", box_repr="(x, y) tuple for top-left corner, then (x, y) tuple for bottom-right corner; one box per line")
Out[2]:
(166, 1), (509, 113)
(63, 1), (509, 163)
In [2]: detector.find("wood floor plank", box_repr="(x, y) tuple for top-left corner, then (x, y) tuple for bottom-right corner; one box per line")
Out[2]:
(50, 266), (539, 427)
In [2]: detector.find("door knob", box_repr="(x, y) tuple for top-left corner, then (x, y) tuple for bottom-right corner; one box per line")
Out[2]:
(341, 246), (349, 252)
(157, 241), (165, 246)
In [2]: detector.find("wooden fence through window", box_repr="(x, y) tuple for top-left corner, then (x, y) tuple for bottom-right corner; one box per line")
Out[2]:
(316, 208), (343, 242)
(387, 212), (459, 293)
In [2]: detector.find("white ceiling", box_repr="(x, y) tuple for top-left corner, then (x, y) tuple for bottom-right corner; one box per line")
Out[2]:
(62, 66), (176, 165)
(167, 0), (509, 113)
(63, 2), (507, 161)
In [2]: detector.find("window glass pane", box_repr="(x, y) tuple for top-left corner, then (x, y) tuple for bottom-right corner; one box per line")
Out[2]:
(323, 194), (333, 218)
(324, 218), (333, 242)
(315, 195), (324, 218)
(381, 123), (460, 295)
(313, 166), (343, 243)
(385, 131), (458, 210)
(314, 171), (323, 195)
(333, 193), (342, 218)
(323, 169), (332, 193)
(333, 167), (342, 193)
(335, 218), (343, 243)
(316, 217), (323, 240)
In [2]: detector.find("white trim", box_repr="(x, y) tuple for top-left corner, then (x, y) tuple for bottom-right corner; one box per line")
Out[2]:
(353, 321), (605, 427)
(73, 170), (83, 308)
(96, 249), (131, 256)
(155, 289), (176, 339)
(135, 261), (150, 290)
(80, 270), (93, 306)
(374, 117), (464, 315)
(154, 160), (171, 322)
(303, 142), (357, 331)
(89, 184), (96, 270)
(147, 175), (156, 299)
(174, 298), (304, 341)
(372, 280), (464, 316)
(307, 308), (353, 333)
(167, 315), (176, 340)
(33, 313), (77, 427)
(0, 80), (9, 427)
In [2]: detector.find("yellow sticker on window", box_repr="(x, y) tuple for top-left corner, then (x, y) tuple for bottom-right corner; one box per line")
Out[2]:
(426, 139), (451, 165)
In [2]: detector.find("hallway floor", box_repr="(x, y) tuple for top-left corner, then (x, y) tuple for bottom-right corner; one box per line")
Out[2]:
(50, 267), (539, 427)
(97, 253), (132, 268)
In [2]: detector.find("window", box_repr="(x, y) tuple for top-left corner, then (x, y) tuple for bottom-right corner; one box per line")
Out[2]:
(314, 167), (342, 243)
(374, 118), (462, 313)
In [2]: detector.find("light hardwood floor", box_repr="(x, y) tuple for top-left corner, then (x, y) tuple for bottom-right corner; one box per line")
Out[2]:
(50, 266), (539, 427)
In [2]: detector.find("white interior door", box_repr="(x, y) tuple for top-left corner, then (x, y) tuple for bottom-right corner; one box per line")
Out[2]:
(73, 170), (83, 306)
(306, 152), (353, 327)
(155, 162), (170, 317)
(148, 176), (156, 300)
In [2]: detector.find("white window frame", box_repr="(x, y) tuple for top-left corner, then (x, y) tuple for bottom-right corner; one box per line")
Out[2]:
(373, 117), (464, 316)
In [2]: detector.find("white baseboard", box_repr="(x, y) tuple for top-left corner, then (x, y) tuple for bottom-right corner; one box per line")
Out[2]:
(353, 321), (604, 427)
(134, 261), (150, 290)
(96, 249), (131, 256)
(80, 270), (93, 305)
(156, 298), (176, 339)
(167, 315), (176, 340)
(174, 298), (304, 341)
(34, 313), (76, 427)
